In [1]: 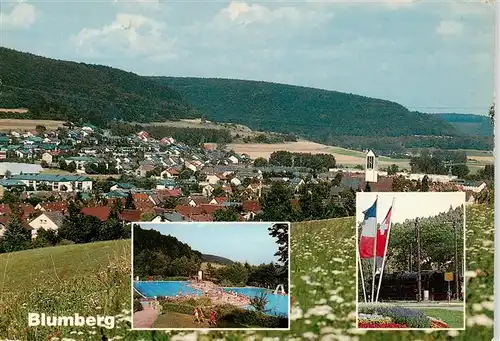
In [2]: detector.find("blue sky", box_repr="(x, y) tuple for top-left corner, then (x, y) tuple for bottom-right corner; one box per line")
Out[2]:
(137, 222), (283, 265)
(0, 0), (494, 115)
(356, 192), (465, 224)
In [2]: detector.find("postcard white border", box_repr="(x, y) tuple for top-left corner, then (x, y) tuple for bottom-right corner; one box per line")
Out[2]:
(354, 191), (467, 331)
(129, 221), (292, 331)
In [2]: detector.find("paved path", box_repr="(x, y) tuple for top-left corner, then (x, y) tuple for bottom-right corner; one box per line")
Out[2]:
(133, 305), (158, 328)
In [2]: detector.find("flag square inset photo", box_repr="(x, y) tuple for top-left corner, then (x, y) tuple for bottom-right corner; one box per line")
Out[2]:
(355, 192), (466, 331)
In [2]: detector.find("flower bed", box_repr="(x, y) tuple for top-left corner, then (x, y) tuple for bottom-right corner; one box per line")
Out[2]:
(358, 306), (449, 329)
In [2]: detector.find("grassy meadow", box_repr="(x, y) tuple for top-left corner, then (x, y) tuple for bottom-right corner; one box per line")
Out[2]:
(0, 204), (494, 340)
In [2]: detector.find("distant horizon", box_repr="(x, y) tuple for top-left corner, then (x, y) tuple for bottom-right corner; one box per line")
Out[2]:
(0, 47), (489, 117)
(137, 222), (286, 266)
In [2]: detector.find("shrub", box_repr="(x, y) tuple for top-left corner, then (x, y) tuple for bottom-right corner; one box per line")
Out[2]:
(133, 299), (143, 312)
(249, 292), (269, 313)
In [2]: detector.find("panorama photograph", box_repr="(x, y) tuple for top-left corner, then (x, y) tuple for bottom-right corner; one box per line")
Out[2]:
(132, 222), (290, 329)
(356, 192), (466, 330)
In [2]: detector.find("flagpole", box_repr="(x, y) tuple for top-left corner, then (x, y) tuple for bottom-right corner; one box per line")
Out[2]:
(371, 195), (378, 303)
(375, 197), (395, 304)
(357, 243), (368, 303)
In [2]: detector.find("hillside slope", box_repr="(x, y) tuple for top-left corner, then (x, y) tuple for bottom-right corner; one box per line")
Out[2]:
(435, 113), (493, 137)
(202, 253), (235, 265)
(151, 77), (462, 141)
(0, 239), (131, 339)
(0, 48), (198, 126)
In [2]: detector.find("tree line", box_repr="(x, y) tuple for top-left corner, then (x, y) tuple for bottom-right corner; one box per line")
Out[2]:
(268, 151), (336, 170)
(0, 200), (130, 253)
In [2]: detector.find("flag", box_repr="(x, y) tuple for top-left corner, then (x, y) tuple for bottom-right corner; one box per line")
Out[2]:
(359, 199), (377, 258)
(376, 206), (393, 258)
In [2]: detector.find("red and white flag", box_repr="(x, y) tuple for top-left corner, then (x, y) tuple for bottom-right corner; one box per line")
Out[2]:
(376, 206), (392, 258)
(359, 200), (393, 259)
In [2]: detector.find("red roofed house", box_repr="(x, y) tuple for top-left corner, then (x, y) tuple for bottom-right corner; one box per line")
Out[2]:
(35, 201), (68, 213)
(161, 168), (180, 179)
(242, 200), (261, 220)
(132, 193), (156, 213)
(175, 205), (204, 218)
(81, 206), (145, 222)
(199, 204), (225, 216)
(81, 206), (110, 222)
(209, 197), (228, 205)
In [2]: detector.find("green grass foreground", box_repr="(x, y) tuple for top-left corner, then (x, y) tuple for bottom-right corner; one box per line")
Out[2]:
(0, 204), (494, 340)
(420, 309), (464, 329)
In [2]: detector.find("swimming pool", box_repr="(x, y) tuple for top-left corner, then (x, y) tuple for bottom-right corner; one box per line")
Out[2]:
(134, 281), (202, 298)
(223, 287), (289, 317)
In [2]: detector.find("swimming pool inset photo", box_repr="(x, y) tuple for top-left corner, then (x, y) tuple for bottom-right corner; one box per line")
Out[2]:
(131, 222), (290, 330)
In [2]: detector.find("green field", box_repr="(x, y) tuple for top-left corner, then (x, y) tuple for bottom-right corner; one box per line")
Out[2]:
(0, 204), (494, 340)
(0, 240), (131, 340)
(419, 308), (464, 329)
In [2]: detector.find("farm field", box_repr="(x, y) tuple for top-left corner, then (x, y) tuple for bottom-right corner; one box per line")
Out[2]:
(142, 119), (258, 138)
(228, 141), (493, 172)
(0, 119), (66, 131)
(226, 140), (410, 166)
(0, 204), (493, 340)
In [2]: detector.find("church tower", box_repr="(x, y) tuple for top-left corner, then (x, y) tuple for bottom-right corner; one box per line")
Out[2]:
(365, 150), (378, 183)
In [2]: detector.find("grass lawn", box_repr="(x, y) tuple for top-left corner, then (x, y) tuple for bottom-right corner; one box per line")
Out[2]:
(153, 311), (246, 328)
(419, 308), (464, 328)
(0, 240), (131, 340)
(1, 204), (493, 340)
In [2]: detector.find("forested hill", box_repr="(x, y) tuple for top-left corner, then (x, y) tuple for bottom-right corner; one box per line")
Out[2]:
(434, 113), (493, 137)
(202, 254), (235, 265)
(133, 225), (203, 278)
(151, 77), (462, 141)
(0, 48), (199, 126)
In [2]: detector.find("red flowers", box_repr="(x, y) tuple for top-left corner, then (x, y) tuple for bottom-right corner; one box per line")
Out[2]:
(358, 322), (408, 328)
(431, 320), (449, 328)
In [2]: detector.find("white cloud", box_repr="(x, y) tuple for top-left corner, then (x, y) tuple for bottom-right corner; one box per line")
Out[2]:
(73, 13), (176, 59)
(214, 1), (333, 26)
(305, 0), (416, 10)
(436, 20), (463, 36)
(0, 2), (36, 30)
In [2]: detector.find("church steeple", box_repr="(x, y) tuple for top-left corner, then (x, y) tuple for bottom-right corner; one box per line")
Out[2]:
(365, 150), (378, 183)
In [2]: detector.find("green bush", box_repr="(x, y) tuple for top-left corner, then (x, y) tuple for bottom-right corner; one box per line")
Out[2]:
(160, 301), (286, 328)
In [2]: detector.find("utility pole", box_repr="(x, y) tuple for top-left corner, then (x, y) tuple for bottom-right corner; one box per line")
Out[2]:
(416, 218), (421, 302)
(454, 220), (459, 300)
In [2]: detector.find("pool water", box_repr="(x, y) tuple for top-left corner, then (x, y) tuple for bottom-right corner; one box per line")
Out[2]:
(223, 287), (289, 317)
(134, 281), (202, 298)
(134, 282), (289, 318)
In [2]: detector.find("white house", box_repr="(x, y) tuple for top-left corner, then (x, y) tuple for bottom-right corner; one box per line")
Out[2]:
(462, 181), (487, 193)
(202, 184), (214, 197)
(9, 174), (93, 192)
(184, 161), (198, 172)
(365, 150), (378, 183)
(230, 177), (242, 186)
(206, 174), (221, 185)
(228, 155), (239, 164)
(407, 173), (457, 183)
(41, 152), (53, 165)
(29, 211), (65, 239)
